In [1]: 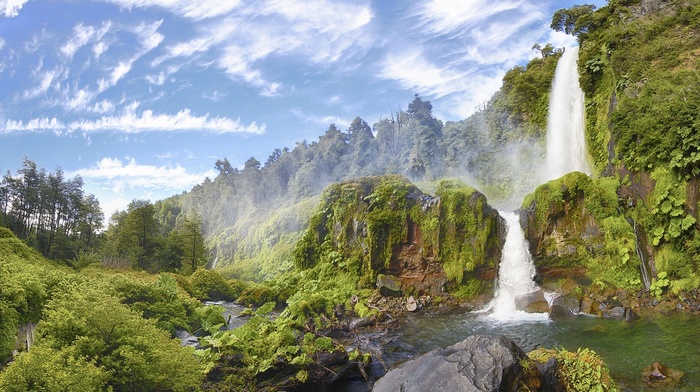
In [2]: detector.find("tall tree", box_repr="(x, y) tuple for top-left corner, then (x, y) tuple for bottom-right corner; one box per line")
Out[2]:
(172, 215), (207, 273)
(119, 200), (161, 270)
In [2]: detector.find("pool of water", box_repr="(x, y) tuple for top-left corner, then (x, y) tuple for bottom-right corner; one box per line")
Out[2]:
(350, 311), (700, 391)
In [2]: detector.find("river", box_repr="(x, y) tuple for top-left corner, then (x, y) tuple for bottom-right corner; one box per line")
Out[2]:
(340, 310), (700, 391)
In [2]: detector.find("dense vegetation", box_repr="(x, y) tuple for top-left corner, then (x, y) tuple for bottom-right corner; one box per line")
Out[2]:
(0, 158), (103, 261)
(565, 0), (700, 295)
(2, 0), (700, 389)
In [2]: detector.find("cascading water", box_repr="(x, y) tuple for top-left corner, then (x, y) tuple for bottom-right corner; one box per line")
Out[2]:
(544, 46), (590, 182)
(484, 48), (592, 321)
(484, 211), (547, 322)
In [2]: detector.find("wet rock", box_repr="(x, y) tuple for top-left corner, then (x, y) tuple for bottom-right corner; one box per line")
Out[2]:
(642, 361), (685, 388)
(601, 306), (625, 319)
(515, 289), (546, 311)
(406, 296), (418, 312)
(524, 300), (550, 313)
(372, 334), (539, 392)
(624, 307), (640, 322)
(549, 304), (574, 319)
(350, 315), (377, 329)
(376, 274), (402, 297)
(538, 358), (566, 392)
(580, 297), (602, 315)
(551, 293), (581, 314)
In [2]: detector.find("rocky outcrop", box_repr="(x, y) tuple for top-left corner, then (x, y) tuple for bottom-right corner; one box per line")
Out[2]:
(372, 335), (542, 392)
(295, 176), (504, 299)
(520, 172), (642, 291)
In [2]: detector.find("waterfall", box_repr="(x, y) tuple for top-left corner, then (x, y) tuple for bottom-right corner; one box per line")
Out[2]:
(481, 47), (591, 322)
(544, 46), (590, 182)
(484, 211), (547, 322)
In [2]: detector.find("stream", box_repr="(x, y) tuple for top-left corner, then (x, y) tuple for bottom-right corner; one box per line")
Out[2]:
(340, 310), (700, 391)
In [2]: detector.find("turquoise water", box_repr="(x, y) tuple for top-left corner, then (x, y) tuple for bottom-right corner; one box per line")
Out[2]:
(372, 311), (700, 391)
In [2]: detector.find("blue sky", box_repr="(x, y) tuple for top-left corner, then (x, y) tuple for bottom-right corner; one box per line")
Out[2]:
(0, 0), (605, 216)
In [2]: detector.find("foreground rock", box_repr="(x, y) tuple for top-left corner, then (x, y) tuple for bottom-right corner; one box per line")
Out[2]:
(372, 334), (541, 391)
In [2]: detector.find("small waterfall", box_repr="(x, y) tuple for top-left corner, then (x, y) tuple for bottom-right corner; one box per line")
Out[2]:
(484, 211), (547, 322)
(544, 46), (590, 182)
(629, 218), (652, 290)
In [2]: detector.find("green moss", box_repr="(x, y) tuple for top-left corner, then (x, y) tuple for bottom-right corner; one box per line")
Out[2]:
(450, 277), (491, 300)
(528, 347), (618, 392)
(434, 179), (498, 283)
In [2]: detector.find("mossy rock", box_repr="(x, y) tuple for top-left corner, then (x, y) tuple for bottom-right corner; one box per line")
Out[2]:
(521, 173), (642, 291)
(293, 175), (504, 296)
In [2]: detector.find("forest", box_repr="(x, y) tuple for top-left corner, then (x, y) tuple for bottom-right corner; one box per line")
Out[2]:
(2, 0), (700, 390)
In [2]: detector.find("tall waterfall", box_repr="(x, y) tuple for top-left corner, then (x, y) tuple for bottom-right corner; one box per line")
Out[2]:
(483, 47), (591, 322)
(485, 211), (546, 322)
(544, 46), (590, 182)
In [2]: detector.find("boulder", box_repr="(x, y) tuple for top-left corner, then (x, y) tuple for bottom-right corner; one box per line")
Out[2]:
(372, 335), (540, 392)
(548, 304), (573, 319)
(524, 300), (550, 313)
(376, 274), (402, 297)
(624, 307), (640, 322)
(551, 293), (581, 314)
(642, 361), (685, 388)
(539, 358), (566, 392)
(580, 297), (602, 315)
(601, 306), (625, 319)
(515, 289), (546, 311)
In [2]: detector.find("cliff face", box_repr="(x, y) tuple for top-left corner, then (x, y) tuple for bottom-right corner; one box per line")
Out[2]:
(293, 175), (504, 298)
(520, 172), (642, 289)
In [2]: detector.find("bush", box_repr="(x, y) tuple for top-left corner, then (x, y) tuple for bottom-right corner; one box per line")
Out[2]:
(528, 347), (618, 391)
(189, 268), (239, 301)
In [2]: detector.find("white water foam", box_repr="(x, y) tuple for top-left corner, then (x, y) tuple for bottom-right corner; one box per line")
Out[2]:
(482, 211), (549, 323)
(544, 46), (591, 182)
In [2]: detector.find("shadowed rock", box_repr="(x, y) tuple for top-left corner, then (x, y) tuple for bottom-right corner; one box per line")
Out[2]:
(372, 334), (540, 392)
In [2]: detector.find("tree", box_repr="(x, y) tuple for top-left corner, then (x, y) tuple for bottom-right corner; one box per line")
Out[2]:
(551, 5), (597, 37)
(172, 215), (207, 273)
(406, 95), (444, 180)
(215, 157), (237, 188)
(531, 43), (560, 58)
(119, 200), (161, 270)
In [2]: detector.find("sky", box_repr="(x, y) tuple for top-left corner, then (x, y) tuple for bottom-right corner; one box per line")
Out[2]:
(0, 0), (606, 217)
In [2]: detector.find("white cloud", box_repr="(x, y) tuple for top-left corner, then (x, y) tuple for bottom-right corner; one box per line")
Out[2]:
(291, 109), (351, 128)
(89, 99), (116, 114)
(376, 0), (572, 119)
(0, 37), (5, 50)
(3, 107), (265, 134)
(97, 20), (164, 93)
(22, 66), (67, 99)
(72, 157), (218, 192)
(145, 71), (166, 85)
(417, 0), (521, 34)
(68, 107), (266, 134)
(1, 0), (28, 18)
(103, 0), (242, 20)
(60, 22), (112, 59)
(152, 1), (373, 96)
(63, 86), (98, 111)
(93, 41), (108, 59)
(380, 50), (469, 98)
(202, 90), (227, 101)
(134, 19), (164, 52)
(2, 117), (65, 133)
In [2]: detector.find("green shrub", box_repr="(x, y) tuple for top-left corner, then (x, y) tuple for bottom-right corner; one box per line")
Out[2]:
(189, 268), (239, 301)
(529, 347), (618, 391)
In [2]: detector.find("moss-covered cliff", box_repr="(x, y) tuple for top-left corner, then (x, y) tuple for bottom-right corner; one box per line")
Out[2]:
(521, 172), (642, 290)
(293, 175), (504, 299)
(561, 0), (700, 296)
